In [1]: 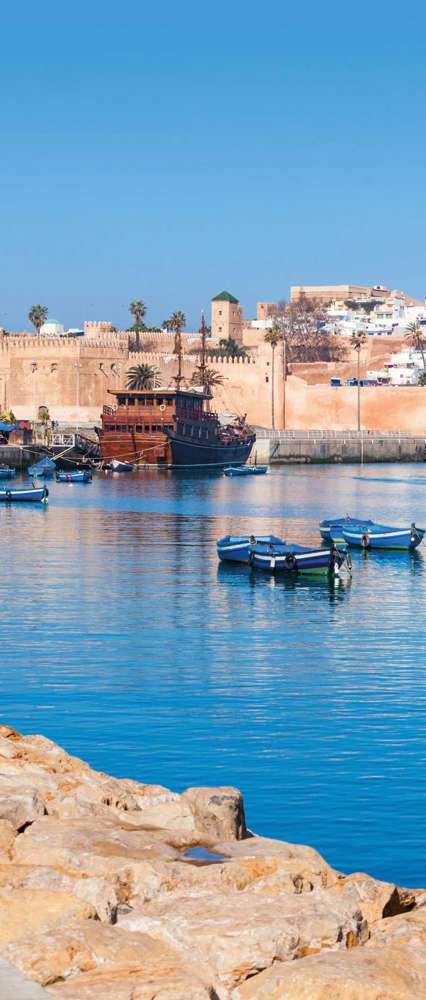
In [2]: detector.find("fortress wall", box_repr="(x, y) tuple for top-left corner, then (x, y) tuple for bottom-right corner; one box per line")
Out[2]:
(2, 333), (426, 432)
(285, 377), (426, 432)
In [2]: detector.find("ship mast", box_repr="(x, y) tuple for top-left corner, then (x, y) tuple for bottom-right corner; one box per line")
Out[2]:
(199, 311), (207, 395)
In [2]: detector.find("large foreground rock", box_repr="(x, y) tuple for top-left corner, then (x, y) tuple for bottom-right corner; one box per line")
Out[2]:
(118, 888), (368, 989)
(233, 941), (426, 998)
(0, 725), (424, 1000)
(3, 919), (218, 999)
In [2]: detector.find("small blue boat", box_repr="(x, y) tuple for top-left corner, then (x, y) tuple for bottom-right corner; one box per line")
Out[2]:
(0, 466), (16, 480)
(251, 541), (345, 575)
(320, 516), (375, 542)
(28, 457), (56, 479)
(56, 470), (92, 483)
(217, 534), (283, 564)
(224, 466), (268, 477)
(0, 485), (48, 503)
(341, 522), (424, 551)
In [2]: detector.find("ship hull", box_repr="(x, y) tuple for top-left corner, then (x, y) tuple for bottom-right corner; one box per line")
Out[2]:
(165, 431), (255, 467)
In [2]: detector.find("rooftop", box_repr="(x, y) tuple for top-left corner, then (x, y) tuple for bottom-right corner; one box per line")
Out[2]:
(211, 291), (239, 304)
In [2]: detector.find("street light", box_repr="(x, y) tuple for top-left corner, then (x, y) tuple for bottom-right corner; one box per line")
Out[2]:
(350, 331), (367, 459)
(75, 361), (81, 429)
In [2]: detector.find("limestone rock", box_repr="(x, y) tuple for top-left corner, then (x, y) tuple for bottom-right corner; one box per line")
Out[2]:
(233, 942), (426, 998)
(118, 888), (368, 990)
(0, 818), (16, 857)
(326, 872), (415, 925)
(162, 851), (336, 898)
(368, 903), (426, 947)
(0, 888), (95, 947)
(182, 787), (247, 843)
(0, 786), (47, 830)
(3, 918), (219, 999)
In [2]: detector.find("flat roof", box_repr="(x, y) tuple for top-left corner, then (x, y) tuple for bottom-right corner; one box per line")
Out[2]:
(108, 387), (210, 398)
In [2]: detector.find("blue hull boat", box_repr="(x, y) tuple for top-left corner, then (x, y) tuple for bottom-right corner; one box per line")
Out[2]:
(217, 534), (283, 564)
(341, 522), (424, 550)
(28, 457), (56, 479)
(251, 541), (345, 575)
(56, 470), (92, 483)
(224, 466), (268, 477)
(0, 466), (16, 480)
(0, 485), (48, 503)
(320, 516), (375, 542)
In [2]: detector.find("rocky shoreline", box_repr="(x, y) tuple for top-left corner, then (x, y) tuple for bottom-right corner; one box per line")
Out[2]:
(0, 724), (424, 999)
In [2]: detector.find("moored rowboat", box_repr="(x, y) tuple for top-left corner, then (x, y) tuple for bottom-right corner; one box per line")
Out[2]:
(0, 466), (16, 480)
(223, 465), (268, 477)
(0, 485), (48, 503)
(341, 522), (424, 550)
(251, 541), (345, 575)
(56, 470), (92, 483)
(319, 516), (374, 542)
(217, 534), (283, 564)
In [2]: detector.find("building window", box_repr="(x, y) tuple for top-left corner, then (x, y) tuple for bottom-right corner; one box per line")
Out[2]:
(136, 425), (142, 432)
(117, 396), (125, 406)
(218, 326), (222, 332)
(127, 397), (135, 405)
(265, 376), (269, 383)
(219, 310), (222, 316)
(119, 424), (126, 431)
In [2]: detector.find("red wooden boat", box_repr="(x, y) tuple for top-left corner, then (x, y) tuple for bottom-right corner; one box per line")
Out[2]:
(98, 387), (255, 467)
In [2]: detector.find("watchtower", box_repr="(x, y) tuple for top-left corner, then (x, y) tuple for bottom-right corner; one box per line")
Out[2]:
(211, 291), (243, 344)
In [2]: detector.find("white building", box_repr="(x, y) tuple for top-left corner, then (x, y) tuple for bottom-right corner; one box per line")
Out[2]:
(40, 318), (66, 337)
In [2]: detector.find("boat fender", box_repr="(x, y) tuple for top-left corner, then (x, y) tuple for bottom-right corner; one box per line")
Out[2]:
(5, 490), (11, 501)
(361, 533), (370, 548)
(284, 553), (297, 570)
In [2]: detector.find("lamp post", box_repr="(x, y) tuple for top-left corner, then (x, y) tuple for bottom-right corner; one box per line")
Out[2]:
(75, 361), (81, 429)
(350, 331), (367, 458)
(31, 361), (38, 420)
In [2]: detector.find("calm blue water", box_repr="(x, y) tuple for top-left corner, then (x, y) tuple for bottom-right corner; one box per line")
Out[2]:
(1, 464), (426, 886)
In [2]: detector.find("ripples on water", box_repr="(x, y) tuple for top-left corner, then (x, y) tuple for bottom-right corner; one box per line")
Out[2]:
(1, 464), (426, 885)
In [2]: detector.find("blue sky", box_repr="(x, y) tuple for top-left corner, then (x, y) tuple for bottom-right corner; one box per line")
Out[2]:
(1, 1), (425, 331)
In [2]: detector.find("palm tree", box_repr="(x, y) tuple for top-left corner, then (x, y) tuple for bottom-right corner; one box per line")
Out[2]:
(28, 305), (48, 335)
(129, 300), (147, 351)
(126, 364), (160, 390)
(217, 337), (248, 358)
(264, 325), (281, 429)
(350, 330), (367, 432)
(168, 310), (186, 387)
(405, 320), (426, 371)
(191, 367), (224, 393)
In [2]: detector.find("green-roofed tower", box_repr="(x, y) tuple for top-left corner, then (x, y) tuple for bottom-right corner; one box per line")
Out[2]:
(211, 290), (239, 304)
(211, 290), (243, 344)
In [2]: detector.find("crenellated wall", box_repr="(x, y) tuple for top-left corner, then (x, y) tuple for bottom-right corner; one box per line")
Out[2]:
(2, 331), (426, 432)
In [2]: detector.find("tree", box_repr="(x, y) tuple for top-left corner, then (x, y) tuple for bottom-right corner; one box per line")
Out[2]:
(191, 367), (224, 393)
(417, 371), (426, 386)
(126, 364), (160, 390)
(405, 321), (426, 371)
(216, 337), (248, 358)
(129, 300), (147, 352)
(273, 296), (347, 363)
(350, 330), (367, 432)
(264, 325), (281, 429)
(28, 305), (48, 334)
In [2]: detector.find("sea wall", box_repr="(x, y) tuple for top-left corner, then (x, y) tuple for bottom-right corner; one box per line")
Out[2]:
(0, 725), (424, 999)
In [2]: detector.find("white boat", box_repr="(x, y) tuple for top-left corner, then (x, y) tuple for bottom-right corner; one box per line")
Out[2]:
(110, 459), (134, 472)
